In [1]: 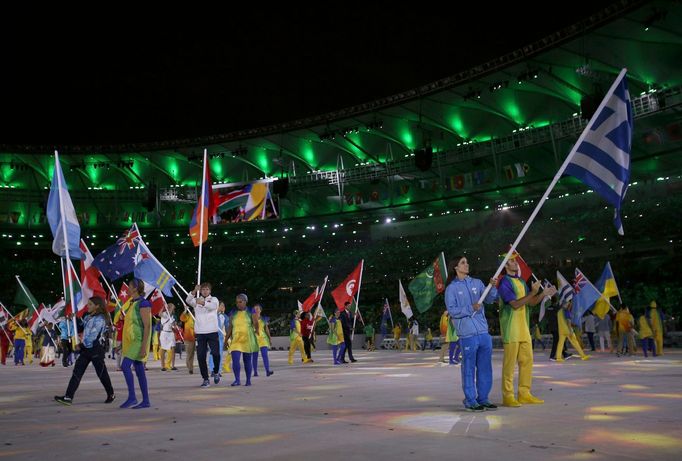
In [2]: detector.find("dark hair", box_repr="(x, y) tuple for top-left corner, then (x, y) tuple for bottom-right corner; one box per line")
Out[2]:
(129, 278), (145, 295)
(446, 255), (465, 285)
(90, 296), (113, 327)
(344, 301), (351, 307)
(200, 282), (212, 290)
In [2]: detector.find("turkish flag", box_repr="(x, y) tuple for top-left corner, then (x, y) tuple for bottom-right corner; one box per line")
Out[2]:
(331, 261), (363, 310)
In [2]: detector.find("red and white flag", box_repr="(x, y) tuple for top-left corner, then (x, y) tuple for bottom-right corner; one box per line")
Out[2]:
(29, 303), (46, 334)
(331, 261), (363, 311)
(149, 289), (167, 316)
(78, 239), (107, 316)
(298, 286), (319, 313)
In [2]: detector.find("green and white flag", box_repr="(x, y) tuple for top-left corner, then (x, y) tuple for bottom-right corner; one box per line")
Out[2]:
(407, 252), (448, 313)
(14, 277), (39, 310)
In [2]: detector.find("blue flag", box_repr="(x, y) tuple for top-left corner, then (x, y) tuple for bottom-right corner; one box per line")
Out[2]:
(572, 269), (602, 325)
(47, 153), (83, 259)
(565, 70), (633, 235)
(92, 226), (140, 281)
(134, 240), (177, 297)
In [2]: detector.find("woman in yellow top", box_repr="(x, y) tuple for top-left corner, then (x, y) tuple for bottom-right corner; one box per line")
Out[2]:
(555, 302), (590, 362)
(119, 279), (152, 409)
(638, 311), (656, 358)
(10, 319), (29, 365)
(225, 294), (259, 386)
(252, 304), (274, 377)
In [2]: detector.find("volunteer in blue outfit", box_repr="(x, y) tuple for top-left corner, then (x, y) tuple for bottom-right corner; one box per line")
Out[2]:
(445, 255), (499, 412)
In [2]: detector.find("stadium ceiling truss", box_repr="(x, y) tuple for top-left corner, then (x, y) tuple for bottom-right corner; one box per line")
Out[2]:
(1, 0), (681, 199)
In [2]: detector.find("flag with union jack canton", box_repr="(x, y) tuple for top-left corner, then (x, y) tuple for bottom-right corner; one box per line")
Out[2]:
(571, 268), (602, 325)
(92, 226), (140, 281)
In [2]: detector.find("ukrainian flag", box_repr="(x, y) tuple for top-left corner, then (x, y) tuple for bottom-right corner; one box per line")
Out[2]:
(593, 262), (619, 319)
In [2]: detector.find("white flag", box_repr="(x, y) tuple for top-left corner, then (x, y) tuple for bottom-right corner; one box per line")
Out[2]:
(398, 280), (413, 320)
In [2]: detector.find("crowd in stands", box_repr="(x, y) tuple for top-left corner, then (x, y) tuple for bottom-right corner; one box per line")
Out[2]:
(1, 181), (679, 337)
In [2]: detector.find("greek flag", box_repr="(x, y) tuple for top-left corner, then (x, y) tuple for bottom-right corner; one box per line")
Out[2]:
(556, 271), (574, 308)
(565, 69), (633, 235)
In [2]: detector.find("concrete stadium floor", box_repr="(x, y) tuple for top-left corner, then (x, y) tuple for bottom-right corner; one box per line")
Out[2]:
(1, 349), (681, 461)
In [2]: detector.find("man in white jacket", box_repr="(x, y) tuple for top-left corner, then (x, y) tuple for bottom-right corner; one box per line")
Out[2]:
(186, 283), (220, 387)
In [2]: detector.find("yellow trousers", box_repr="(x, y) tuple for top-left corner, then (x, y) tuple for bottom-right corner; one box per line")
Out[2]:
(25, 343), (33, 364)
(161, 348), (173, 369)
(556, 333), (587, 359)
(502, 341), (533, 400)
(152, 343), (160, 361)
(654, 332), (663, 356)
(223, 350), (232, 373)
(288, 337), (306, 364)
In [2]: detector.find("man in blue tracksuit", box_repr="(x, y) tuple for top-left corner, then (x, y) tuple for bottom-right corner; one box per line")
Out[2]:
(445, 255), (499, 412)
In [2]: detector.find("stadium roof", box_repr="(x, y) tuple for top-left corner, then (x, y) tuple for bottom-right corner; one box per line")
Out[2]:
(0, 0), (680, 218)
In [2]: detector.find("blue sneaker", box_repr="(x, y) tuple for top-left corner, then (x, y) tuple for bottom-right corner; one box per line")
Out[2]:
(201, 380), (210, 388)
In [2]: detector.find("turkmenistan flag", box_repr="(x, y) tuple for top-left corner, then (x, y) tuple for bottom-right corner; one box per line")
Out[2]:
(408, 252), (448, 313)
(14, 276), (39, 310)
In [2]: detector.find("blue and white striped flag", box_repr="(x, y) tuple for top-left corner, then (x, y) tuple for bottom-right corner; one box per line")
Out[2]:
(47, 152), (83, 259)
(565, 69), (633, 235)
(556, 271), (574, 308)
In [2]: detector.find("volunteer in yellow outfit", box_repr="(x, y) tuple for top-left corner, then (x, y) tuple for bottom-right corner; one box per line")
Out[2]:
(646, 301), (664, 356)
(288, 310), (309, 365)
(179, 309), (196, 374)
(392, 323), (402, 350)
(554, 301), (590, 362)
(637, 309), (656, 358)
(24, 326), (34, 365)
(498, 257), (556, 407)
(225, 293), (259, 386)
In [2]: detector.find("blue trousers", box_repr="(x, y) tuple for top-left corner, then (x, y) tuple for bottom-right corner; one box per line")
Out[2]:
(14, 339), (25, 364)
(460, 333), (493, 407)
(641, 337), (656, 357)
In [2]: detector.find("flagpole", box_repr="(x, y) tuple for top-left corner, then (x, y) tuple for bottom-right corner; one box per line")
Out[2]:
(576, 268), (618, 314)
(351, 259), (364, 340)
(100, 276), (126, 317)
(172, 286), (197, 322)
(14, 277), (58, 348)
(309, 276), (329, 337)
(386, 298), (394, 329)
(477, 69), (628, 304)
(0, 302), (12, 342)
(0, 301), (28, 336)
(54, 151), (80, 348)
(197, 148), (208, 286)
(65, 257), (85, 311)
(0, 322), (11, 342)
